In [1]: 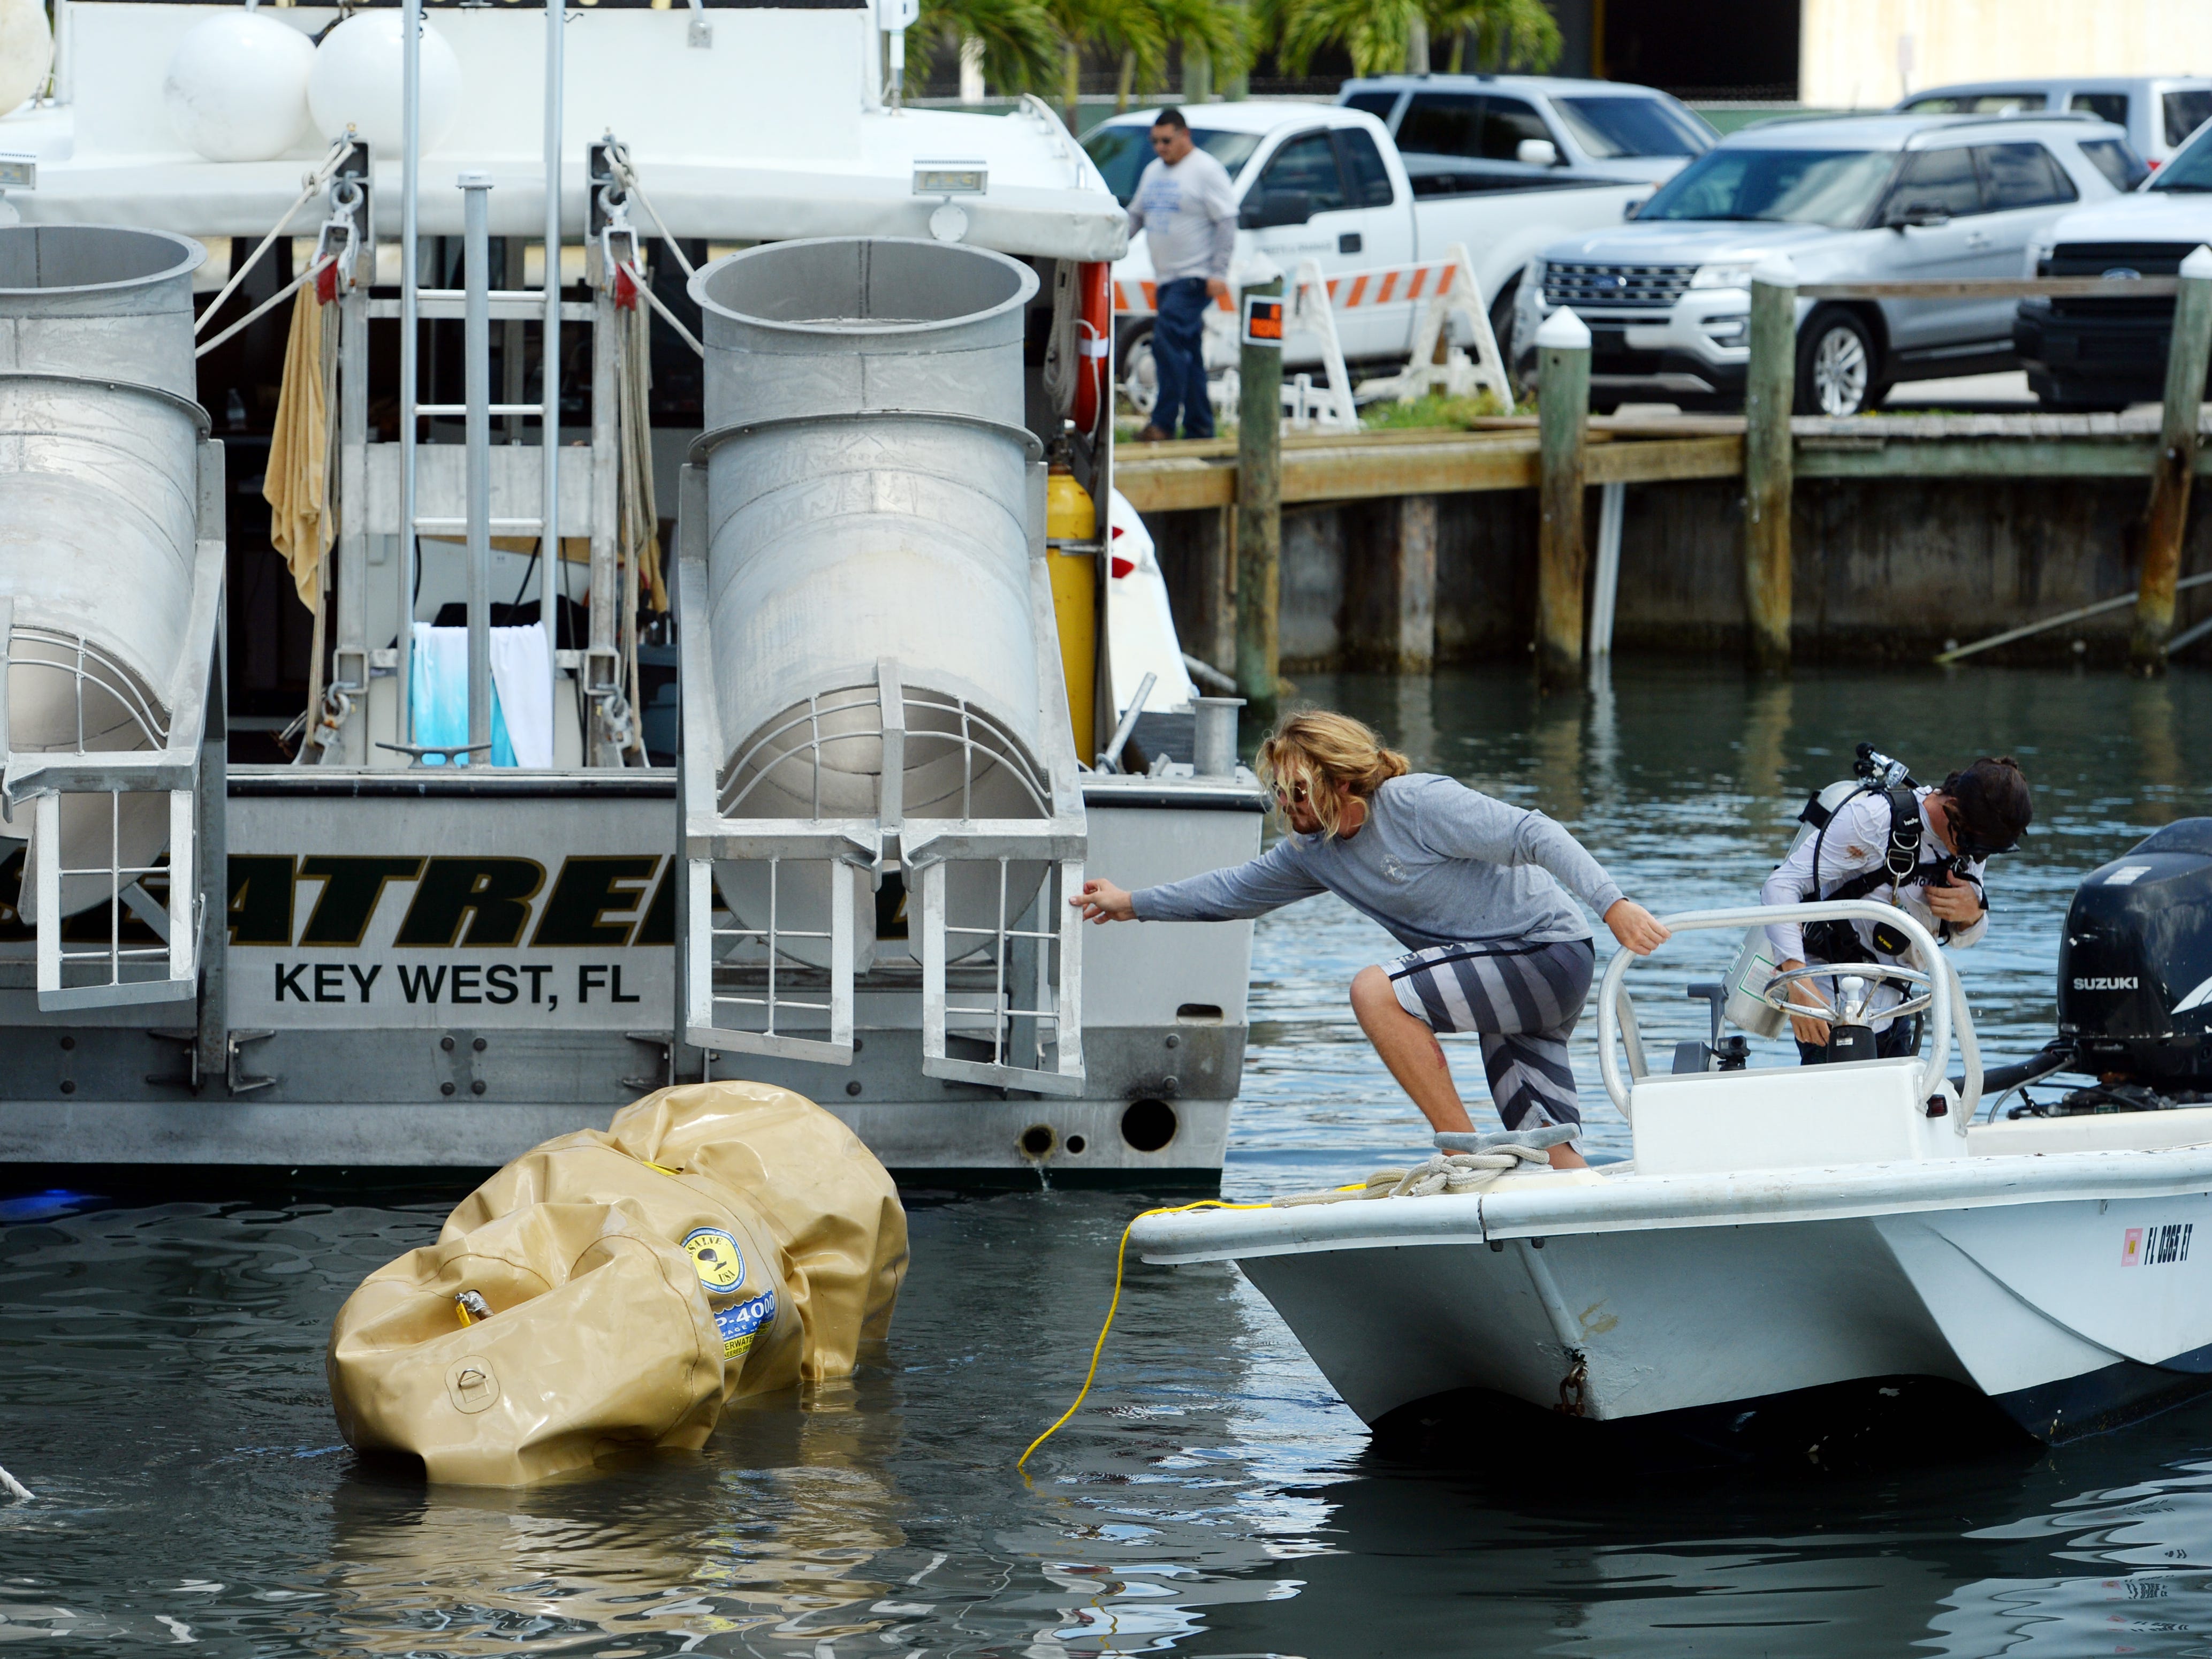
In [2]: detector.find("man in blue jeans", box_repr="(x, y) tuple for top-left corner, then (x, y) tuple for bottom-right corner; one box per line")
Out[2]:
(1126, 108), (1237, 442)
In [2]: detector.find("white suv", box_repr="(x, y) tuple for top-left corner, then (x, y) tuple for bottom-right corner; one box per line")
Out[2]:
(1515, 112), (2138, 415)
(1897, 77), (2212, 171)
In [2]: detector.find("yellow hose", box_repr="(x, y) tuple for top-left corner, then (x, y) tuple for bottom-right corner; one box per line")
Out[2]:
(1017, 1199), (1273, 1472)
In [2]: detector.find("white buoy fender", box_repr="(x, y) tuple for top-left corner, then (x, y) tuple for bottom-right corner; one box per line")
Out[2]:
(308, 11), (462, 155)
(163, 12), (315, 163)
(0, 0), (53, 120)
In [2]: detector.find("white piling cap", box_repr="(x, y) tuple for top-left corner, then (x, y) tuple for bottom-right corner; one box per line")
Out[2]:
(2183, 245), (2212, 280)
(1534, 307), (1591, 351)
(1752, 253), (1798, 288)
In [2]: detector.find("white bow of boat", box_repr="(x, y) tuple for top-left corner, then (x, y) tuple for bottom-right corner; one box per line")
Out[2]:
(1131, 900), (2212, 1444)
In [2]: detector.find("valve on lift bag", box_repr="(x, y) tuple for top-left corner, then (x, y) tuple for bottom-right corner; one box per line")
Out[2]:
(326, 1083), (908, 1486)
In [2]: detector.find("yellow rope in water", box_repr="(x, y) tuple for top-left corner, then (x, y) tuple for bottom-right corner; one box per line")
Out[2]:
(1017, 1199), (1274, 1472)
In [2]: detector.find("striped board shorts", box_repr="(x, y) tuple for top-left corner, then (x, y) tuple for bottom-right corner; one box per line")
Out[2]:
(1387, 937), (1597, 1132)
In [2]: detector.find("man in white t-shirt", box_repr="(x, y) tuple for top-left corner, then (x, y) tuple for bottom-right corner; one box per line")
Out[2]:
(1126, 108), (1238, 442)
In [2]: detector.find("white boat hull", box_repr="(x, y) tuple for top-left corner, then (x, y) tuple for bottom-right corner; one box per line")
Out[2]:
(1138, 1136), (2212, 1442)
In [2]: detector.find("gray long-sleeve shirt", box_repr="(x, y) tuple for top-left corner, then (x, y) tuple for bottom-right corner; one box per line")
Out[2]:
(1127, 148), (1239, 285)
(1129, 773), (1626, 952)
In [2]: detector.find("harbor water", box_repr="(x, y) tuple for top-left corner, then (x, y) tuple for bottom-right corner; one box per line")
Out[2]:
(5, 661), (2212, 1656)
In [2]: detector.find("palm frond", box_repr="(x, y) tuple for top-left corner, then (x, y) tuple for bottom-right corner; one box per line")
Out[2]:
(917, 0), (1058, 90)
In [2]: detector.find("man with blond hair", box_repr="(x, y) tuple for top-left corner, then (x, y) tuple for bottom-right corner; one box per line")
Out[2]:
(1072, 710), (1667, 1167)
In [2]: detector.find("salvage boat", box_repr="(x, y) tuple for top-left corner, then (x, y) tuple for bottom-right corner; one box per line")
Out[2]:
(1132, 829), (2212, 1442)
(0, 0), (1261, 1185)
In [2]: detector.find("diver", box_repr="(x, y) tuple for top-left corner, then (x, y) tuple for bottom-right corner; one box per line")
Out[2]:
(1761, 752), (2033, 1062)
(1069, 710), (1669, 1169)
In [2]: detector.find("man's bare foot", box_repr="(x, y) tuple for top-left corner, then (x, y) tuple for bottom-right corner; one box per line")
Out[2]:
(1548, 1143), (1589, 1170)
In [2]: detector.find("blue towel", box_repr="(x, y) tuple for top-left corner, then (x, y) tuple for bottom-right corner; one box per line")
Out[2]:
(409, 625), (515, 767)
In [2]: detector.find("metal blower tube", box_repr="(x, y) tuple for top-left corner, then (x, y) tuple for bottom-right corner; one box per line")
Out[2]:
(688, 237), (1047, 823)
(0, 225), (208, 915)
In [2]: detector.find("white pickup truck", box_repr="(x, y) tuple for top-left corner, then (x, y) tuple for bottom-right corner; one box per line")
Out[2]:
(1083, 101), (1654, 397)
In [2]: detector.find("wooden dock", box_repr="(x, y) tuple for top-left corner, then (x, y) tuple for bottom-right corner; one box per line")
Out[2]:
(1114, 409), (2209, 516)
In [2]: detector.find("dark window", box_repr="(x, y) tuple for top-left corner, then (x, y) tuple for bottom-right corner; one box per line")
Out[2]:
(1397, 93), (1484, 158)
(2165, 89), (2212, 148)
(2068, 91), (2130, 127)
(1640, 147), (1896, 227)
(1553, 95), (1714, 159)
(1341, 91), (1401, 124)
(2080, 136), (2151, 191)
(1335, 128), (1396, 206)
(1481, 96), (1554, 159)
(1974, 142), (2077, 210)
(1081, 125), (1263, 206)
(1888, 146), (1983, 218)
(1260, 132), (1348, 214)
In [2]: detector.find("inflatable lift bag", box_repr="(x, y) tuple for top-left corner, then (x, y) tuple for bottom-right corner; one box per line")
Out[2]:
(327, 1083), (908, 1486)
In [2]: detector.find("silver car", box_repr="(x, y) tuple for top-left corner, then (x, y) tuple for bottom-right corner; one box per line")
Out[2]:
(1516, 113), (2139, 416)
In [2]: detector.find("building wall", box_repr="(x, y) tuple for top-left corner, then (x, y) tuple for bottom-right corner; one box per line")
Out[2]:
(1803, 0), (2212, 110)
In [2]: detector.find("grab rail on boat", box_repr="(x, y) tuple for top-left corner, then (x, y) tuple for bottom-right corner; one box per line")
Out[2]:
(1595, 900), (1981, 1132)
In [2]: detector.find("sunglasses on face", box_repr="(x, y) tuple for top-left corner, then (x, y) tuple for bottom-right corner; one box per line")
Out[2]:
(1151, 134), (1177, 147)
(1945, 804), (2013, 859)
(1272, 781), (1312, 805)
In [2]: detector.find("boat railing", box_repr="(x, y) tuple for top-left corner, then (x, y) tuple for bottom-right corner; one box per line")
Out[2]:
(1595, 900), (1982, 1131)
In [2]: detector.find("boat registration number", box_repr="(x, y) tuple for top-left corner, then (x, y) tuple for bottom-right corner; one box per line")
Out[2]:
(2123, 1222), (2194, 1268)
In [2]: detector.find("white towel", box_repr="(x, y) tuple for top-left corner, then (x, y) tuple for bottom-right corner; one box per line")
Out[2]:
(487, 621), (554, 769)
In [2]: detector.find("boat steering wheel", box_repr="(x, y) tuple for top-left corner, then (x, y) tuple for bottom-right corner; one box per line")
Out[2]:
(1764, 961), (1934, 1025)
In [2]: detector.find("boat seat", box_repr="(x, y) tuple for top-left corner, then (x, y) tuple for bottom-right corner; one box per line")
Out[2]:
(1629, 1056), (1963, 1177)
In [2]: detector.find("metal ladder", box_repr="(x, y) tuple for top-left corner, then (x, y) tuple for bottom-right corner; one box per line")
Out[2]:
(319, 0), (633, 769)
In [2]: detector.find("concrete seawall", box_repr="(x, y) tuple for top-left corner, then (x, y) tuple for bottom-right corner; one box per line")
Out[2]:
(1152, 477), (2212, 672)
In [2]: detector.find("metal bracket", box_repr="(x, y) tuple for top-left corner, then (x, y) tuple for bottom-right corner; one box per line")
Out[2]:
(227, 1029), (276, 1095)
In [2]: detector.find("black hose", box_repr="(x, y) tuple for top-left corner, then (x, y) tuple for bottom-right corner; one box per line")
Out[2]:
(1959, 1038), (2074, 1096)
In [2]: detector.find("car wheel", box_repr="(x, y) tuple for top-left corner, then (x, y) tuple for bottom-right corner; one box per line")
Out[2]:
(1117, 321), (1159, 420)
(1795, 308), (1879, 417)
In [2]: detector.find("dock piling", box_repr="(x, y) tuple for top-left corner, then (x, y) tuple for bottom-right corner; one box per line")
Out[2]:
(1744, 256), (1797, 674)
(1534, 307), (1590, 687)
(1235, 273), (1283, 715)
(2133, 243), (2212, 672)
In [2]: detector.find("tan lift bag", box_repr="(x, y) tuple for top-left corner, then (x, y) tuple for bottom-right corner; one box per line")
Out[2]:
(327, 1082), (908, 1486)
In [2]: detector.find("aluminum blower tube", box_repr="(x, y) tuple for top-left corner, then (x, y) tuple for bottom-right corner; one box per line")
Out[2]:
(0, 225), (208, 919)
(689, 238), (1056, 960)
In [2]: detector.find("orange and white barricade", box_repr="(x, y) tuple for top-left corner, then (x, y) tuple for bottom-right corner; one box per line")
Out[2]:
(1354, 243), (1512, 409)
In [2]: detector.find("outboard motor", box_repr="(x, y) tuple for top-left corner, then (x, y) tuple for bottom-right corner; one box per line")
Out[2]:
(2056, 819), (2212, 1088)
(1988, 818), (2212, 1113)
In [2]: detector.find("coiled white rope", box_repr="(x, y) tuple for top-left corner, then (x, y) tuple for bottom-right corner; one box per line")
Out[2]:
(0, 1463), (32, 1501)
(1272, 1145), (1549, 1205)
(1270, 1125), (1579, 1206)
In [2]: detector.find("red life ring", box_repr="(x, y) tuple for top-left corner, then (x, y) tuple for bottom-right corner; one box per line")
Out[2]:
(1073, 261), (1111, 436)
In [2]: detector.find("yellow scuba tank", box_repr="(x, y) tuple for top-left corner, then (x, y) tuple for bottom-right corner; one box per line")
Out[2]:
(1046, 463), (1097, 765)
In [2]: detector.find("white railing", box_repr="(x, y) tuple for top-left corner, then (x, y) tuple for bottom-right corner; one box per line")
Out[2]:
(1595, 899), (1982, 1129)
(0, 494), (224, 1011)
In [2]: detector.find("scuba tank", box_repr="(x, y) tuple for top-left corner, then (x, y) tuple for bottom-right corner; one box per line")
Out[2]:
(1723, 745), (1918, 1040)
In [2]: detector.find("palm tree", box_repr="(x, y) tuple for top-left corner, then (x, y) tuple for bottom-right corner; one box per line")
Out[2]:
(1261, 0), (1557, 78)
(1040, 0), (1164, 132)
(916, 0), (1058, 97)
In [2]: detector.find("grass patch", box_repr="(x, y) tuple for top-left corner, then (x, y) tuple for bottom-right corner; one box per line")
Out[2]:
(1359, 390), (1514, 431)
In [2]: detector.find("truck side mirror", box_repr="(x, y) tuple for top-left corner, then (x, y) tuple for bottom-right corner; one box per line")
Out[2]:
(1517, 138), (1561, 168)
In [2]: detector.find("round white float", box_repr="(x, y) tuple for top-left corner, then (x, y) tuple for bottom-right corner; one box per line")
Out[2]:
(0, 0), (55, 120)
(308, 10), (462, 155)
(162, 11), (315, 163)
